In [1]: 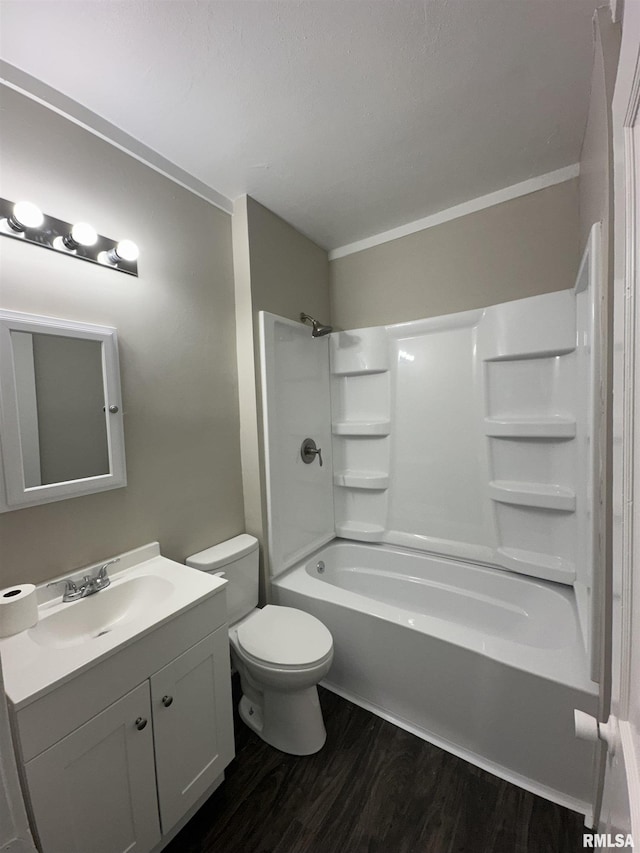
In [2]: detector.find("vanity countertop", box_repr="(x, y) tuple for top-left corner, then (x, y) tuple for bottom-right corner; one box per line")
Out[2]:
(0, 542), (226, 710)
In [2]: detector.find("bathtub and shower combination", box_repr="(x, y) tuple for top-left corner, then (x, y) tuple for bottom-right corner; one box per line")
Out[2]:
(260, 225), (602, 819)
(273, 541), (595, 811)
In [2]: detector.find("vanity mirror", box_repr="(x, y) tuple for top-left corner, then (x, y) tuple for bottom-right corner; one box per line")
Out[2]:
(0, 309), (126, 512)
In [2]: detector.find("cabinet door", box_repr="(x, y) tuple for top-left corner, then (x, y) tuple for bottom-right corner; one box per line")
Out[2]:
(24, 681), (160, 853)
(151, 627), (234, 833)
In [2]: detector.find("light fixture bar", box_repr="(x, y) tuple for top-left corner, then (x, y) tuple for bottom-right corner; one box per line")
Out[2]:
(0, 198), (138, 277)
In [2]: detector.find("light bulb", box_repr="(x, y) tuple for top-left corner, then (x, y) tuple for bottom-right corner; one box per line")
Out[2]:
(70, 222), (98, 247)
(8, 201), (44, 231)
(55, 222), (99, 252)
(114, 239), (139, 261)
(106, 239), (139, 264)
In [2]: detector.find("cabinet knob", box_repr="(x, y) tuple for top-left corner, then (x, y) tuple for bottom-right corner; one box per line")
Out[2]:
(161, 695), (173, 707)
(135, 716), (148, 731)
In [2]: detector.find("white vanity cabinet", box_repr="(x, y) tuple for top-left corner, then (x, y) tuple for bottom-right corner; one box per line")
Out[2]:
(8, 587), (234, 853)
(151, 630), (234, 834)
(24, 681), (161, 853)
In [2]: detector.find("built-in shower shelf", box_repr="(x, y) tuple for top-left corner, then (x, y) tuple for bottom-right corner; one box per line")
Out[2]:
(497, 547), (576, 584)
(488, 481), (576, 511)
(335, 522), (385, 542)
(334, 471), (389, 490)
(330, 327), (389, 375)
(332, 420), (391, 436)
(484, 345), (576, 362)
(331, 367), (389, 377)
(484, 418), (576, 439)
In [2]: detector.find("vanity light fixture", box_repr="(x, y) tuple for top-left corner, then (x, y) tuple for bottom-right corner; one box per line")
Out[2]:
(0, 197), (139, 277)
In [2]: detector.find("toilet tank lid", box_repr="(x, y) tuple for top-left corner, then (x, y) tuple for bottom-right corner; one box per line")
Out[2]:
(186, 534), (258, 571)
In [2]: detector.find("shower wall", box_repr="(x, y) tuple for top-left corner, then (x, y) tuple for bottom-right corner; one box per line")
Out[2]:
(331, 294), (576, 575)
(330, 223), (602, 669)
(260, 224), (601, 669)
(259, 313), (334, 575)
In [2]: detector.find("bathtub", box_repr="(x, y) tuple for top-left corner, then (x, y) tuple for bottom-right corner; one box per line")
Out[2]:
(271, 540), (598, 817)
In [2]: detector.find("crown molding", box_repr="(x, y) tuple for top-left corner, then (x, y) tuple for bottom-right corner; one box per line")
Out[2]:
(0, 61), (233, 214)
(329, 163), (581, 261)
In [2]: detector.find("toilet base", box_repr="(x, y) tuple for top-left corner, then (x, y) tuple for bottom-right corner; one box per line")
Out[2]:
(238, 686), (327, 755)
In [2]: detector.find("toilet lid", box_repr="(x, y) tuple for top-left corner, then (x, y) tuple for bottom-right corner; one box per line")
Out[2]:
(237, 605), (333, 666)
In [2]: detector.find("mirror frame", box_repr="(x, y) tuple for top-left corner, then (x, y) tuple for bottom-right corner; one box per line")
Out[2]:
(0, 309), (126, 512)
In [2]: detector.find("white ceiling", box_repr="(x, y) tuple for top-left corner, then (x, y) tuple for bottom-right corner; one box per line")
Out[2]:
(0, 0), (599, 251)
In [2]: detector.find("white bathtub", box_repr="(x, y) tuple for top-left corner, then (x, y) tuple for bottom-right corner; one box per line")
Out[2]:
(271, 540), (598, 816)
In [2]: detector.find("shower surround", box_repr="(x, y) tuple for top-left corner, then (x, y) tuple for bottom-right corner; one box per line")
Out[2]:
(260, 224), (602, 817)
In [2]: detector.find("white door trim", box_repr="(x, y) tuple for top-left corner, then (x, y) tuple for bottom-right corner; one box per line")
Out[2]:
(605, 0), (640, 839)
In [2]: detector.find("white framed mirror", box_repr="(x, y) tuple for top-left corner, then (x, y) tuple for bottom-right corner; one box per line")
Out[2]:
(0, 309), (126, 512)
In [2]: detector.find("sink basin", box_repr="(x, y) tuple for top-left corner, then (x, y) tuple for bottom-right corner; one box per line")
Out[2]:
(29, 574), (175, 648)
(0, 542), (228, 710)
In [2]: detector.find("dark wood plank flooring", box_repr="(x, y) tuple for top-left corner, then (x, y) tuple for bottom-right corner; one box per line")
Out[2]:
(165, 684), (585, 853)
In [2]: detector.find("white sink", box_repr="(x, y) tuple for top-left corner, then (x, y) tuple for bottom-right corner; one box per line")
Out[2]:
(29, 574), (175, 648)
(0, 542), (228, 709)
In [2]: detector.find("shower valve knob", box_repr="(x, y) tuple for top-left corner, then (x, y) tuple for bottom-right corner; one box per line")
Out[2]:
(301, 438), (323, 466)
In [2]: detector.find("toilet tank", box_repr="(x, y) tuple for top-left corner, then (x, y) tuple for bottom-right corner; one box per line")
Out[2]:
(186, 534), (259, 624)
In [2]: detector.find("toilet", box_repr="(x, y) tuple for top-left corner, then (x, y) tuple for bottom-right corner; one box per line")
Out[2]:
(186, 534), (333, 755)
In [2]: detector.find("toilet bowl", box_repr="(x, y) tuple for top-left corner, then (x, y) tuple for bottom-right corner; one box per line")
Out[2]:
(186, 535), (334, 755)
(230, 605), (333, 754)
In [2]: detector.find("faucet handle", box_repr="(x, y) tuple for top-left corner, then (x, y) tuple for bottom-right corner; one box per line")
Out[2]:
(47, 578), (77, 594)
(97, 558), (119, 580)
(47, 578), (81, 601)
(89, 557), (118, 592)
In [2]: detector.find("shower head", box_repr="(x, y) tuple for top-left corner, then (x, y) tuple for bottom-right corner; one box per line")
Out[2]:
(300, 312), (333, 338)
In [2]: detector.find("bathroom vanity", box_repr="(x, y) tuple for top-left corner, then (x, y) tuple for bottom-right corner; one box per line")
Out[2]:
(0, 543), (234, 853)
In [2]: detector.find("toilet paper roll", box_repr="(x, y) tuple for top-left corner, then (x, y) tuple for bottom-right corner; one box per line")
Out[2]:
(0, 584), (38, 637)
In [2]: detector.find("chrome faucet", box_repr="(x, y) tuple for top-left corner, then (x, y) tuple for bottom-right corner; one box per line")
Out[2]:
(47, 577), (81, 602)
(80, 562), (114, 597)
(47, 558), (118, 602)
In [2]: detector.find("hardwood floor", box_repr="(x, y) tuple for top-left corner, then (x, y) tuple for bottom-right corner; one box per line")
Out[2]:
(164, 684), (585, 853)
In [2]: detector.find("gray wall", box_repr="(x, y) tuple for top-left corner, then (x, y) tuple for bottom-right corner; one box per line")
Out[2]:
(330, 179), (580, 330)
(233, 196), (330, 588)
(244, 196), (330, 324)
(0, 87), (245, 588)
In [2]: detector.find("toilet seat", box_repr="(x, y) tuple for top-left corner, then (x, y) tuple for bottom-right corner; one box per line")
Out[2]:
(237, 643), (333, 673)
(237, 605), (333, 667)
